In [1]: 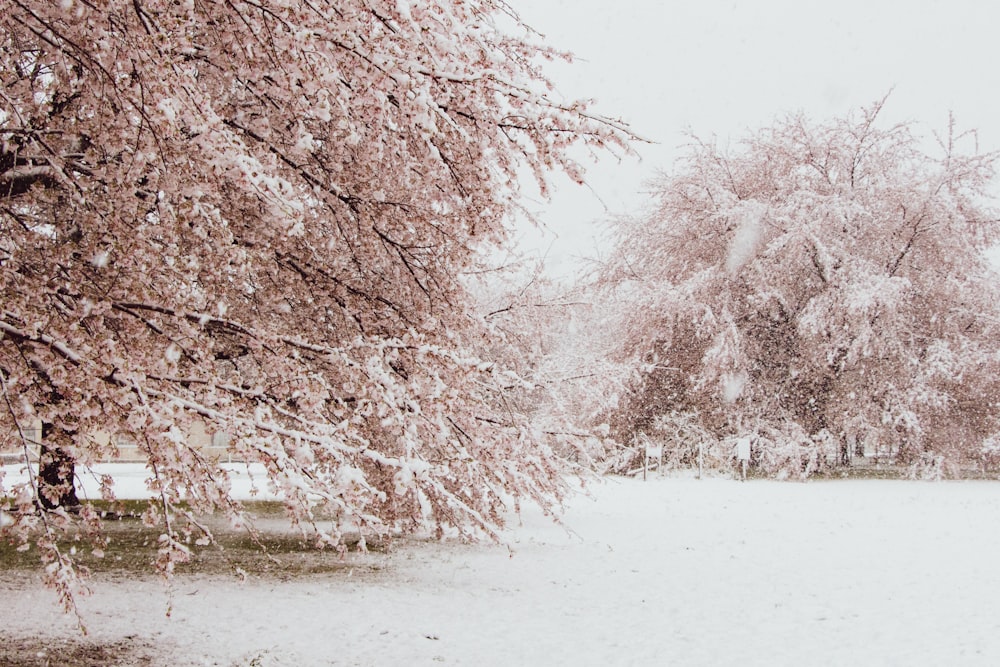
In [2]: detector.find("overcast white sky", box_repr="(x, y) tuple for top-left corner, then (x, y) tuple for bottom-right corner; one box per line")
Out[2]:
(507, 0), (1000, 276)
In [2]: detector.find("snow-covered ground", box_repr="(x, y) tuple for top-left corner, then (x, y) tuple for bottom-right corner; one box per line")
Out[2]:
(3, 471), (1000, 666)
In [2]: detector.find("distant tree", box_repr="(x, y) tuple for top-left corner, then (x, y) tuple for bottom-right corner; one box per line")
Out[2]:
(0, 0), (633, 606)
(601, 99), (1000, 478)
(469, 264), (631, 471)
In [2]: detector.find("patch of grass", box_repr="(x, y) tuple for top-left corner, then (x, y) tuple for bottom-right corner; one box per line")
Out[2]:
(0, 500), (386, 578)
(0, 636), (157, 667)
(809, 466), (909, 481)
(809, 465), (1000, 481)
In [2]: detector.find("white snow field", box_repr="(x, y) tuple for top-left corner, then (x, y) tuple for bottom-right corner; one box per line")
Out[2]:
(3, 470), (1000, 666)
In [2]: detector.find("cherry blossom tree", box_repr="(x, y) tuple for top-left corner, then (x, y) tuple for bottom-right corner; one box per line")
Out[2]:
(601, 99), (1000, 478)
(0, 0), (633, 605)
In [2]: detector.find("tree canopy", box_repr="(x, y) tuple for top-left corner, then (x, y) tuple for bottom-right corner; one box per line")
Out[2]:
(0, 0), (632, 601)
(601, 99), (1000, 477)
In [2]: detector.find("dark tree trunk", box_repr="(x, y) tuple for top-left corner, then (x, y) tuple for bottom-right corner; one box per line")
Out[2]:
(840, 441), (851, 466)
(37, 423), (79, 510)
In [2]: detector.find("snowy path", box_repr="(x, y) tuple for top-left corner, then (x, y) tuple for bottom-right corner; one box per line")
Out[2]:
(3, 476), (1000, 665)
